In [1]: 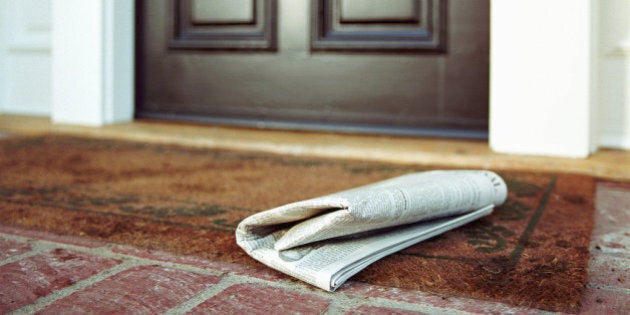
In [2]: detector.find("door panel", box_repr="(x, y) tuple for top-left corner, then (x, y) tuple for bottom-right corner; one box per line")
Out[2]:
(169, 0), (276, 50)
(311, 0), (444, 51)
(137, 0), (489, 138)
(340, 0), (417, 22)
(190, 0), (254, 24)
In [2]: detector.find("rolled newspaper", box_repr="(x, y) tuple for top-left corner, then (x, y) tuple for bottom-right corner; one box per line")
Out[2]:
(236, 170), (507, 291)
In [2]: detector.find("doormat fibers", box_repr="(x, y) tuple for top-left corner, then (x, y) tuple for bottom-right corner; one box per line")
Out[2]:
(0, 135), (594, 312)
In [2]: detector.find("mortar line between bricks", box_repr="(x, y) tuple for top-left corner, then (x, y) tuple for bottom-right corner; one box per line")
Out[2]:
(11, 236), (228, 278)
(83, 245), (229, 278)
(10, 259), (143, 314)
(195, 273), (442, 315)
(341, 296), (473, 315)
(222, 274), (509, 315)
(0, 233), (94, 267)
(325, 291), (473, 315)
(321, 292), (365, 315)
(164, 273), (368, 315)
(347, 291), (540, 315)
(0, 232), (107, 255)
(586, 282), (630, 294)
(331, 286), (534, 314)
(0, 245), (45, 267)
(225, 273), (341, 298)
(164, 274), (256, 314)
(198, 274), (478, 314)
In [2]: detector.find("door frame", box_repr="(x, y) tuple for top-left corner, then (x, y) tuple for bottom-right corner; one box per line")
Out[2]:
(50, 0), (599, 158)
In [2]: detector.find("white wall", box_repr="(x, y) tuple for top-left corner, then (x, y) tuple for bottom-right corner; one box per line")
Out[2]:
(0, 0), (52, 116)
(598, 0), (630, 149)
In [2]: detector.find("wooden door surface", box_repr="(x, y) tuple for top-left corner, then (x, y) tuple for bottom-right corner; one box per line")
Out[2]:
(136, 0), (489, 138)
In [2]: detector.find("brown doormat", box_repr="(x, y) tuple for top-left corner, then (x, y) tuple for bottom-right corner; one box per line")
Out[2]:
(0, 135), (594, 312)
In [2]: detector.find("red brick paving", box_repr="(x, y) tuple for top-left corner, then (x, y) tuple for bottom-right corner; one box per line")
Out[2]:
(39, 265), (221, 314)
(0, 248), (120, 313)
(0, 225), (106, 248)
(188, 283), (332, 314)
(0, 181), (628, 314)
(112, 245), (285, 282)
(0, 238), (31, 260)
(579, 287), (630, 314)
(345, 305), (428, 315)
(587, 255), (630, 289)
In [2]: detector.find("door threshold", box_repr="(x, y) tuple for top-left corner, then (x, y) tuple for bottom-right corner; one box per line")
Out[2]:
(1, 114), (628, 181)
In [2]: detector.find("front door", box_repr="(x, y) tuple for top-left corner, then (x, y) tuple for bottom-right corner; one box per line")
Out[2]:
(136, 0), (489, 138)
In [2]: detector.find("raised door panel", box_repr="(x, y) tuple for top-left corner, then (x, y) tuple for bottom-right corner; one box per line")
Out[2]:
(312, 0), (445, 51)
(190, 0), (255, 24)
(340, 0), (418, 22)
(169, 0), (277, 50)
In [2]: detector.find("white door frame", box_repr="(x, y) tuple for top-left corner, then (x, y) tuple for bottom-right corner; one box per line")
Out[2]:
(51, 0), (134, 126)
(50, 0), (598, 158)
(490, 0), (598, 157)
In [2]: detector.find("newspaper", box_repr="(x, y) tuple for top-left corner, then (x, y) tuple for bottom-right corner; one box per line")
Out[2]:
(235, 170), (508, 291)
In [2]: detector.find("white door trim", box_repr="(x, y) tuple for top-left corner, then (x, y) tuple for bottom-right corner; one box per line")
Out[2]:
(489, 0), (598, 158)
(51, 0), (134, 126)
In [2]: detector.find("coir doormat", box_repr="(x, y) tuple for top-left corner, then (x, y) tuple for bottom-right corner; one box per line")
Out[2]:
(0, 135), (594, 312)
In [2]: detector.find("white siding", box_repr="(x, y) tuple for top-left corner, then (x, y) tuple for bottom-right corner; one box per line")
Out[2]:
(0, 0), (52, 116)
(598, 0), (630, 149)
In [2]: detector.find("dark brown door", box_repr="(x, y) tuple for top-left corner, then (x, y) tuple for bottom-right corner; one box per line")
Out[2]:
(136, 0), (489, 138)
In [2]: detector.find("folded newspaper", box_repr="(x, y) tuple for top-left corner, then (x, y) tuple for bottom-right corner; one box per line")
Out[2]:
(236, 170), (507, 291)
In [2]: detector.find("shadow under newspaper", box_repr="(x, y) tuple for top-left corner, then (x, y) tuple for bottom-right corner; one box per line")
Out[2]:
(236, 170), (508, 291)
